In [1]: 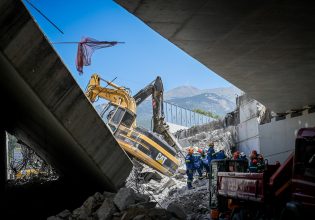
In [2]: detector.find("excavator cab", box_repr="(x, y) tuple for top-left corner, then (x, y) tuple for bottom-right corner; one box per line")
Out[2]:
(100, 103), (136, 133)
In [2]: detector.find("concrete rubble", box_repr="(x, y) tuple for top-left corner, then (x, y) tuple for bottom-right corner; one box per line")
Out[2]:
(175, 120), (236, 158)
(47, 120), (233, 220)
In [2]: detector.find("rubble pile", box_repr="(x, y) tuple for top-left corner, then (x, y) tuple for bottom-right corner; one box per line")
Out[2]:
(47, 186), (181, 220)
(175, 121), (236, 158)
(126, 161), (210, 220)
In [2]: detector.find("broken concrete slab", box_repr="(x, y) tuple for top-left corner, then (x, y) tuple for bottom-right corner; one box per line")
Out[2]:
(167, 202), (187, 220)
(96, 198), (117, 220)
(0, 0), (132, 196)
(113, 187), (136, 211)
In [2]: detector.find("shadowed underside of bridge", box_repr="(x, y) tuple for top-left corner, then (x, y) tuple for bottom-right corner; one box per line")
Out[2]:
(0, 0), (132, 197)
(116, 0), (315, 113)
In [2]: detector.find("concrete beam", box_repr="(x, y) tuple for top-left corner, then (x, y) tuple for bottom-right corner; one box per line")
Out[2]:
(115, 0), (315, 113)
(0, 0), (132, 192)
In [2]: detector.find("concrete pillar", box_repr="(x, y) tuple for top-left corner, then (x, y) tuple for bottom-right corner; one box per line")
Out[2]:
(0, 128), (7, 192)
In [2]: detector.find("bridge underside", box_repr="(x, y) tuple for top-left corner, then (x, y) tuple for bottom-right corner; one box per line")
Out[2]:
(116, 0), (315, 113)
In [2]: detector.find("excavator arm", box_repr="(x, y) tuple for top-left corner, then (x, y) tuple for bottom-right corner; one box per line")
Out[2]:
(133, 76), (183, 155)
(85, 74), (137, 114)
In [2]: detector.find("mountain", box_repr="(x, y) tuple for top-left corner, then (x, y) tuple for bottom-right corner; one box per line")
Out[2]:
(167, 92), (236, 116)
(95, 86), (242, 130)
(164, 85), (241, 101)
(164, 86), (201, 100)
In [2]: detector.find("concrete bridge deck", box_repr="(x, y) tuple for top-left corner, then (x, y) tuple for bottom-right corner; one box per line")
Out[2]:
(116, 0), (315, 113)
(0, 0), (132, 192)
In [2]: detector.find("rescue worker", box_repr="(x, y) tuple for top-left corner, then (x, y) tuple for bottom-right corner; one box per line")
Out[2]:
(193, 147), (203, 179)
(239, 152), (248, 162)
(216, 149), (226, 159)
(249, 158), (258, 172)
(199, 148), (210, 177)
(207, 143), (216, 165)
(257, 154), (265, 172)
(249, 150), (264, 172)
(185, 147), (195, 189)
(233, 151), (240, 160)
(249, 150), (258, 161)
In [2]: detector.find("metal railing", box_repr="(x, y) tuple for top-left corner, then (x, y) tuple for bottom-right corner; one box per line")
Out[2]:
(163, 101), (213, 127)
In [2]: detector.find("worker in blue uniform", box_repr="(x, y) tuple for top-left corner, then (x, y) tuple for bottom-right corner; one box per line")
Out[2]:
(207, 143), (216, 165)
(216, 149), (226, 159)
(193, 147), (203, 179)
(185, 147), (195, 189)
(199, 148), (210, 177)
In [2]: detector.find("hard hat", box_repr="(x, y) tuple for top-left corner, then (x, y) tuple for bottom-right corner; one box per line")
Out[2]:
(194, 146), (199, 153)
(198, 148), (203, 154)
(187, 147), (194, 154)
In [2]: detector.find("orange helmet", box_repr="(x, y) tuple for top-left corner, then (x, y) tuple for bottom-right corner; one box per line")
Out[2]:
(187, 147), (194, 154)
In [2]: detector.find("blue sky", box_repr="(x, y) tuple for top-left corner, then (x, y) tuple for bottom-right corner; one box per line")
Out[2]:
(24, 0), (233, 95)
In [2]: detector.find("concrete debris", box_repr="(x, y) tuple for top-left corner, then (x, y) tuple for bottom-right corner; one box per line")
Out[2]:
(256, 102), (273, 124)
(125, 160), (211, 220)
(177, 125), (236, 158)
(48, 120), (235, 220)
(139, 171), (163, 183)
(47, 186), (176, 220)
(167, 202), (187, 220)
(96, 198), (116, 220)
(57, 210), (71, 219)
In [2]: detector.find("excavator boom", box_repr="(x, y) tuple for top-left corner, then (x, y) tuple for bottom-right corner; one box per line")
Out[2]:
(85, 74), (180, 176)
(133, 76), (183, 155)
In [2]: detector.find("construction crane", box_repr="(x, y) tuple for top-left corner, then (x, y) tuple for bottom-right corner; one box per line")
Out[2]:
(85, 74), (181, 176)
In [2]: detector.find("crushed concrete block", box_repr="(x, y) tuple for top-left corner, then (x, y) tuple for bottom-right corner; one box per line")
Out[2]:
(129, 202), (157, 209)
(177, 168), (186, 175)
(114, 187), (136, 211)
(159, 178), (176, 192)
(167, 202), (187, 220)
(72, 207), (88, 220)
(133, 214), (146, 220)
(103, 191), (115, 198)
(96, 198), (116, 220)
(56, 209), (71, 218)
(140, 171), (163, 182)
(94, 192), (105, 202)
(135, 193), (150, 203)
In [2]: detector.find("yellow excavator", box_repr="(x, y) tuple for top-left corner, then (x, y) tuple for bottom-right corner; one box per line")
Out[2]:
(85, 74), (181, 176)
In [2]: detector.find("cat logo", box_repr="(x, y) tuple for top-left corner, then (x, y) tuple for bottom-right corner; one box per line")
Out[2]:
(156, 153), (167, 164)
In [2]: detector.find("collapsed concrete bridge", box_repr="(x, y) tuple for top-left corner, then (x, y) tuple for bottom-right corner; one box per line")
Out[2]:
(0, 1), (132, 217)
(115, 0), (315, 114)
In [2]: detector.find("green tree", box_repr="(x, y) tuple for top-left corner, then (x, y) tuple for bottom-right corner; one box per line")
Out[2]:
(193, 108), (220, 119)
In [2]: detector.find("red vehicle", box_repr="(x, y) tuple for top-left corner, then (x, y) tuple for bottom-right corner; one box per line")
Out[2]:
(209, 128), (315, 220)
